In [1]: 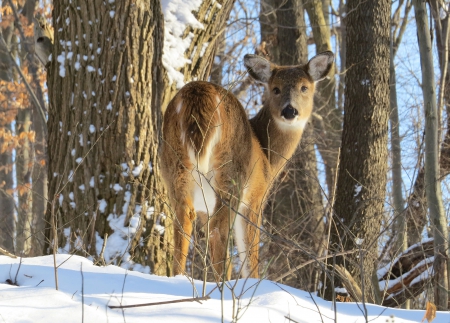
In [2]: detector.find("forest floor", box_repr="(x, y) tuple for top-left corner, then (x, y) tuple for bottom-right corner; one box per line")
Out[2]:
(0, 254), (446, 322)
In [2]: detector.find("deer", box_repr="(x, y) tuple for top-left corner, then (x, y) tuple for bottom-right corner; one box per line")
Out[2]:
(160, 51), (334, 281)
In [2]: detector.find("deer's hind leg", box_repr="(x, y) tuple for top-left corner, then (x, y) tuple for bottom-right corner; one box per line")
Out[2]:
(173, 198), (196, 276)
(208, 199), (237, 282)
(167, 159), (197, 276)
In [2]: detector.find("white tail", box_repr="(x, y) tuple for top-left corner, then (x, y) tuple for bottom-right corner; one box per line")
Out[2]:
(161, 51), (334, 280)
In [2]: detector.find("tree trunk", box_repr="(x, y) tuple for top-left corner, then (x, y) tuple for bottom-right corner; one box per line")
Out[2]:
(304, 0), (340, 196)
(325, 0), (390, 303)
(413, 0), (449, 310)
(0, 5), (16, 254)
(45, 0), (170, 274)
(390, 40), (407, 254)
(15, 108), (33, 255)
(0, 126), (14, 253)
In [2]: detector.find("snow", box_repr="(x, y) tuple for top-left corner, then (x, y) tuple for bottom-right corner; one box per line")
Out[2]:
(1, 255), (449, 323)
(57, 53), (66, 77)
(161, 0), (204, 88)
(377, 237), (434, 280)
(113, 183), (123, 192)
(132, 161), (144, 177)
(98, 199), (107, 213)
(379, 256), (434, 292)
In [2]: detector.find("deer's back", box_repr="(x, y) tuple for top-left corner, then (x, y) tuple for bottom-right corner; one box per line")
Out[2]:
(161, 82), (269, 207)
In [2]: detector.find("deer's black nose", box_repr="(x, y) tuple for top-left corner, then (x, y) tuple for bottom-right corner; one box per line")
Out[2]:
(281, 105), (298, 120)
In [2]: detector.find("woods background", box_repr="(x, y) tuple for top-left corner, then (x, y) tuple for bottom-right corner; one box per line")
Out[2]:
(1, 0), (449, 311)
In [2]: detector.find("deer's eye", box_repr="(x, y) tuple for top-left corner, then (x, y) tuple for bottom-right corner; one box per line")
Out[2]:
(273, 87), (281, 95)
(301, 86), (308, 92)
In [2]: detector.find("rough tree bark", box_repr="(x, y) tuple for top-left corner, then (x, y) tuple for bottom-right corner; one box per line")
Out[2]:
(45, 0), (171, 275)
(304, 0), (340, 196)
(0, 3), (16, 254)
(15, 107), (32, 255)
(325, 0), (390, 303)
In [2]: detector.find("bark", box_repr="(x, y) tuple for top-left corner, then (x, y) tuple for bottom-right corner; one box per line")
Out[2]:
(325, 0), (390, 303)
(15, 3), (42, 256)
(15, 108), (33, 255)
(390, 39), (406, 254)
(413, 0), (448, 310)
(336, 0), (346, 112)
(0, 4), (16, 254)
(259, 0), (277, 60)
(30, 80), (48, 256)
(45, 0), (170, 274)
(0, 125), (14, 253)
(405, 0), (450, 248)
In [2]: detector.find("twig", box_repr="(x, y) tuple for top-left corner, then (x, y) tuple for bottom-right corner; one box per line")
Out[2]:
(0, 247), (17, 258)
(80, 263), (84, 323)
(13, 257), (23, 285)
(51, 200), (59, 290)
(108, 295), (211, 309)
(273, 249), (361, 282)
(109, 284), (219, 310)
(97, 233), (108, 266)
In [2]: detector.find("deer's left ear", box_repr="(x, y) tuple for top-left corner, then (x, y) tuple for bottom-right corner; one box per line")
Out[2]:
(244, 54), (275, 83)
(306, 51), (334, 82)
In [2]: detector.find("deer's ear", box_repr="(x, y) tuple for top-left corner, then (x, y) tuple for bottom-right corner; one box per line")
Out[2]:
(306, 51), (334, 82)
(244, 54), (274, 83)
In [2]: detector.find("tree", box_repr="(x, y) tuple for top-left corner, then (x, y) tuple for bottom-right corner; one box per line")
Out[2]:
(325, 0), (391, 303)
(413, 0), (448, 310)
(0, 0), (48, 256)
(44, 0), (234, 275)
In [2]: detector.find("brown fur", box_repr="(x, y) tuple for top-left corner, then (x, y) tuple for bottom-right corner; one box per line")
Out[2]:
(160, 52), (334, 280)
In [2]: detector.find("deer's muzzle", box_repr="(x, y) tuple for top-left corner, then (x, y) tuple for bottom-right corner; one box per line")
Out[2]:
(281, 105), (298, 120)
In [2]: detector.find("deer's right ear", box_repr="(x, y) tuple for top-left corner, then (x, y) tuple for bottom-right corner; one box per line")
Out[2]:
(244, 54), (274, 83)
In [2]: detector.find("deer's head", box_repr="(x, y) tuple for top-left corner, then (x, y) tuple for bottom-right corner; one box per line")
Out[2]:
(244, 51), (334, 129)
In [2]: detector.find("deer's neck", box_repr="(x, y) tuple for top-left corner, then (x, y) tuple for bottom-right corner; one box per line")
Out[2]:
(250, 106), (304, 175)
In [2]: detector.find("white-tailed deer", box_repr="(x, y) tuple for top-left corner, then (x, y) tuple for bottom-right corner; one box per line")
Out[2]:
(161, 51), (334, 280)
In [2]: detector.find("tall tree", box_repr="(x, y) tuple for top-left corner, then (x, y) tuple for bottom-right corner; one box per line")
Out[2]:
(0, 2), (16, 254)
(325, 0), (390, 303)
(413, 0), (448, 310)
(304, 0), (340, 195)
(44, 0), (234, 275)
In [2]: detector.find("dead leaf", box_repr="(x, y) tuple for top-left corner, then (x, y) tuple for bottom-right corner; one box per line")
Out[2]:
(421, 301), (436, 323)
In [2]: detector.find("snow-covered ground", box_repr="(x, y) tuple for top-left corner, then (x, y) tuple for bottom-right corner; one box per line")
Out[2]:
(0, 255), (447, 322)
